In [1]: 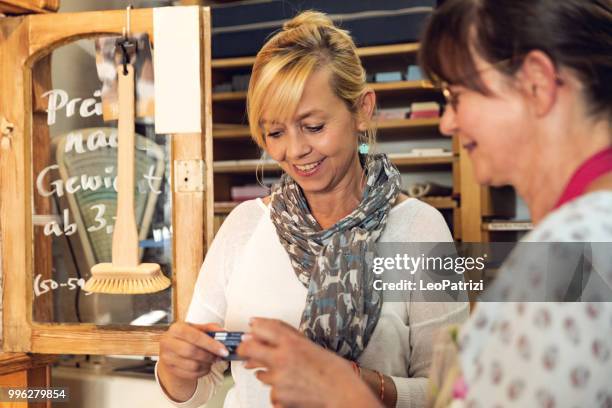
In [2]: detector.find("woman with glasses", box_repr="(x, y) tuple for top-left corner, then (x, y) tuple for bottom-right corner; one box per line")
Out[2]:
(238, 0), (612, 406)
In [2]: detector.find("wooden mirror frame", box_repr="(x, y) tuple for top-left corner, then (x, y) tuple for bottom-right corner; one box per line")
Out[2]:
(0, 6), (213, 355)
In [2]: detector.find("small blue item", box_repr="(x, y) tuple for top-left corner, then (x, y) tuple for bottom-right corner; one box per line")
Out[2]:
(406, 65), (424, 81)
(359, 144), (370, 154)
(206, 331), (245, 361)
(374, 71), (403, 83)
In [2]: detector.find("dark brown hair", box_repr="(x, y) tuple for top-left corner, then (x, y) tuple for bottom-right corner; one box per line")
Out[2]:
(419, 0), (612, 119)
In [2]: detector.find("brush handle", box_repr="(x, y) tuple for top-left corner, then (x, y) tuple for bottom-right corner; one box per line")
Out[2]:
(112, 64), (139, 267)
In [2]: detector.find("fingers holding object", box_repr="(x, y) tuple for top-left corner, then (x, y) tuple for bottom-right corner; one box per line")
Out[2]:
(176, 322), (229, 358)
(237, 333), (277, 366)
(248, 318), (299, 346)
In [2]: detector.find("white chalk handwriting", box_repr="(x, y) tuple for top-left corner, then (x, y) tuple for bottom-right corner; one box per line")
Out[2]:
(43, 89), (102, 126)
(42, 205), (115, 237)
(34, 273), (92, 297)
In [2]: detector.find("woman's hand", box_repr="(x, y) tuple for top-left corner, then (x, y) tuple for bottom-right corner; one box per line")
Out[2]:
(237, 317), (381, 408)
(157, 322), (228, 402)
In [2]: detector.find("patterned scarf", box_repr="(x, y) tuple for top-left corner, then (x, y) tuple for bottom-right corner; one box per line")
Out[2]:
(269, 153), (400, 360)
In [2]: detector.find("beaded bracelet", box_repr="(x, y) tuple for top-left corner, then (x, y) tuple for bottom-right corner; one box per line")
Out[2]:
(351, 361), (362, 378)
(375, 370), (385, 402)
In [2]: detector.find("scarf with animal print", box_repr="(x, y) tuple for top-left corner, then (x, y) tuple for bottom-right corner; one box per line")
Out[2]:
(269, 153), (400, 360)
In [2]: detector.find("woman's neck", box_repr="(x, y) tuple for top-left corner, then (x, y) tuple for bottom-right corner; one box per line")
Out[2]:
(304, 155), (364, 229)
(516, 118), (611, 224)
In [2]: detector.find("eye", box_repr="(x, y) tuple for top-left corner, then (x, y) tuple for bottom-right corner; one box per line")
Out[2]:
(304, 124), (324, 133)
(442, 85), (463, 112)
(449, 92), (461, 110)
(266, 130), (283, 139)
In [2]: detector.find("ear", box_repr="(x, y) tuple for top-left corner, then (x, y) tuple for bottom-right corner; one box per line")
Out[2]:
(356, 89), (376, 132)
(516, 50), (562, 117)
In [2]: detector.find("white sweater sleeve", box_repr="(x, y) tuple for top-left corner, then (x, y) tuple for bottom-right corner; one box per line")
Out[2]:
(386, 200), (470, 408)
(155, 200), (264, 407)
(391, 301), (469, 408)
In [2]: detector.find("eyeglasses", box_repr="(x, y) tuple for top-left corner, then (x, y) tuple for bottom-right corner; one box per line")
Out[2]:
(441, 85), (460, 112)
(439, 57), (564, 113)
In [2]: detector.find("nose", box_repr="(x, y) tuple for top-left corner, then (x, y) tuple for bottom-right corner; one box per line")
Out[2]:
(439, 106), (458, 138)
(286, 128), (311, 160)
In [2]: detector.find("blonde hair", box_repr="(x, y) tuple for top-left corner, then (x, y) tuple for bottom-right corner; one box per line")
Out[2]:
(247, 10), (376, 151)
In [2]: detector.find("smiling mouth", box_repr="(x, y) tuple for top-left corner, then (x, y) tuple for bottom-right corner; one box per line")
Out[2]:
(293, 158), (325, 175)
(463, 141), (477, 153)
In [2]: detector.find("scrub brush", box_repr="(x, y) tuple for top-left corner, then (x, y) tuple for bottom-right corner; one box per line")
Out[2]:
(84, 61), (171, 294)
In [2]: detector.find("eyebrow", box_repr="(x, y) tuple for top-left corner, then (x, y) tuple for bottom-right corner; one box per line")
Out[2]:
(260, 109), (326, 125)
(295, 109), (325, 121)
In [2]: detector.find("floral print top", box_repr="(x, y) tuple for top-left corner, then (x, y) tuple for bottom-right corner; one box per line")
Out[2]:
(459, 191), (612, 408)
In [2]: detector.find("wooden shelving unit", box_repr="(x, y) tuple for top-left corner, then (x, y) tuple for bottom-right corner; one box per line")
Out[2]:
(388, 154), (454, 168)
(213, 125), (252, 139)
(214, 160), (279, 174)
(213, 118), (440, 140)
(210, 42), (498, 240)
(213, 154), (454, 174)
(370, 80), (434, 92)
(214, 195), (457, 215)
(421, 196), (458, 209)
(212, 91), (247, 102)
(482, 221), (533, 231)
(211, 43), (420, 69)
(212, 80), (436, 103)
(376, 118), (439, 130)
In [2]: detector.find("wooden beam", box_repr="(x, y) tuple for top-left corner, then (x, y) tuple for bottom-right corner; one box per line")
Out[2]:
(0, 353), (56, 376)
(1, 15), (33, 352)
(171, 7), (213, 323)
(30, 325), (163, 355)
(31, 54), (53, 324)
(459, 145), (484, 242)
(27, 9), (155, 60)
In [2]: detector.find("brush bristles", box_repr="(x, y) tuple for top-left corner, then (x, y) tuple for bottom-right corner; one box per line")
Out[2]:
(84, 273), (171, 294)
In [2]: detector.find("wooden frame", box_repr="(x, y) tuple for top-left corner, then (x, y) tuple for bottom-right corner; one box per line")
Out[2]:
(0, 7), (213, 355)
(0, 0), (58, 15)
(459, 145), (484, 242)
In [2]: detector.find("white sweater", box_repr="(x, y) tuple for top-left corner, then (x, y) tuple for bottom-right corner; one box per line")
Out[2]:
(156, 197), (469, 408)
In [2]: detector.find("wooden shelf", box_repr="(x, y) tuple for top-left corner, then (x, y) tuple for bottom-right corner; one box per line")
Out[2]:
(357, 42), (420, 58)
(214, 195), (456, 215)
(214, 201), (241, 214)
(370, 80), (435, 92)
(376, 118), (439, 131)
(482, 221), (533, 231)
(419, 196), (457, 209)
(213, 154), (453, 174)
(212, 91), (247, 102)
(213, 118), (440, 140)
(212, 43), (420, 69)
(214, 160), (280, 174)
(212, 80), (436, 103)
(213, 125), (251, 139)
(388, 153), (454, 168)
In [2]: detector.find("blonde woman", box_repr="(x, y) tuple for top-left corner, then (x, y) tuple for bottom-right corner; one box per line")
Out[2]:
(156, 11), (468, 408)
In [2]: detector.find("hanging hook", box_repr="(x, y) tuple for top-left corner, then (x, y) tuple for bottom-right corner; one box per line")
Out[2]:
(118, 41), (130, 75)
(124, 4), (133, 40)
(117, 4), (135, 76)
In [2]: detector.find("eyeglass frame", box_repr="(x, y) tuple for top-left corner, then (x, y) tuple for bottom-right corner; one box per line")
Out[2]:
(439, 56), (564, 113)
